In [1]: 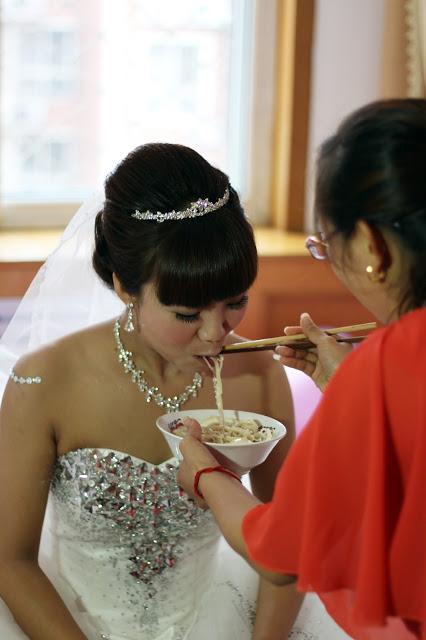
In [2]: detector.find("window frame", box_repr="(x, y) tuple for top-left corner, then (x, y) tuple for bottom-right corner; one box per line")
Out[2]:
(268, 0), (315, 233)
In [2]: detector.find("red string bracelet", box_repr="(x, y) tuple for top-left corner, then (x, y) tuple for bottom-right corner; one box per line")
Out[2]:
(194, 465), (241, 499)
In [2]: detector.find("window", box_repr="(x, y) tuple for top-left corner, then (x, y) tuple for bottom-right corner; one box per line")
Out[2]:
(1, 0), (278, 227)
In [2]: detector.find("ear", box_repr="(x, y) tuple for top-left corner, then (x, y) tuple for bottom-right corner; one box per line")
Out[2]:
(112, 273), (131, 305)
(355, 220), (392, 272)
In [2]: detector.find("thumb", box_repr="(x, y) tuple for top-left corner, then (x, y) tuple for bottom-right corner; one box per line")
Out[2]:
(182, 418), (203, 441)
(299, 312), (326, 345)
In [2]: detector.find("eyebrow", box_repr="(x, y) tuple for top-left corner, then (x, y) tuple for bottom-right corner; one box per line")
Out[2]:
(167, 293), (248, 311)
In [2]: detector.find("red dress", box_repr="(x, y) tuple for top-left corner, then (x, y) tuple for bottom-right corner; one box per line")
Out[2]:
(243, 308), (426, 639)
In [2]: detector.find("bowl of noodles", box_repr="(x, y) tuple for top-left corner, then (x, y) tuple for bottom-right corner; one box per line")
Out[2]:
(156, 409), (287, 475)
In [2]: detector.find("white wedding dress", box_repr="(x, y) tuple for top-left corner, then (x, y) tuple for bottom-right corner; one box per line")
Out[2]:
(0, 445), (351, 639)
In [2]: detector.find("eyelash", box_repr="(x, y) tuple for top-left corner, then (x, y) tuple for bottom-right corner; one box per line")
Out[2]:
(228, 294), (249, 310)
(175, 295), (249, 323)
(175, 313), (199, 324)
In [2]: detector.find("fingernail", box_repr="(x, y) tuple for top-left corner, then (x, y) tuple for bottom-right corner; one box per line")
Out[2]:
(272, 353), (281, 361)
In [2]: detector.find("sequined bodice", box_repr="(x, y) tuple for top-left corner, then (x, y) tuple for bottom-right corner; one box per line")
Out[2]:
(51, 449), (211, 585)
(46, 448), (221, 639)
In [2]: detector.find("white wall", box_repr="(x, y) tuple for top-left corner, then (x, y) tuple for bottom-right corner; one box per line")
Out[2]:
(305, 0), (386, 229)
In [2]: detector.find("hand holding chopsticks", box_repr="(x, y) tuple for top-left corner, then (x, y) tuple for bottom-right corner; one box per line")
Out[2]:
(221, 321), (377, 355)
(223, 315), (377, 392)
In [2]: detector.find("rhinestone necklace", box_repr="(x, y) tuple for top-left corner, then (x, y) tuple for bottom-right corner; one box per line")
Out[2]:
(114, 319), (202, 412)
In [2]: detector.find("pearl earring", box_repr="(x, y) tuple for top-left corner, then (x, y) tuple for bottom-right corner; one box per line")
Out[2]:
(366, 265), (386, 283)
(124, 302), (135, 333)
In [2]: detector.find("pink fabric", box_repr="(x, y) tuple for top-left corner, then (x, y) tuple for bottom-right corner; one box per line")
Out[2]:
(285, 366), (322, 435)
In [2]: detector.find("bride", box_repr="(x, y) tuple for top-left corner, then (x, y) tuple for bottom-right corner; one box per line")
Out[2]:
(0, 143), (350, 639)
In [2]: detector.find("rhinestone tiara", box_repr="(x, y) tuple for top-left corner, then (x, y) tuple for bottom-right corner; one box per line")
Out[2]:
(131, 187), (229, 223)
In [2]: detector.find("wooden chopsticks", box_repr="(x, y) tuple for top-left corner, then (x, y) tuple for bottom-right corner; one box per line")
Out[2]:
(220, 322), (377, 355)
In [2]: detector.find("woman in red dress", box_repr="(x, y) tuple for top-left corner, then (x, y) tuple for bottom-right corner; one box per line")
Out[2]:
(177, 99), (426, 639)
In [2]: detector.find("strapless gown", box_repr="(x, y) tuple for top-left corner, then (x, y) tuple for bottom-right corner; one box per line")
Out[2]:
(0, 448), (351, 639)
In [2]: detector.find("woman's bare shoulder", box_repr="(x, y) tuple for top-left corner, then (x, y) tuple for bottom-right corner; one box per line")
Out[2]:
(10, 320), (113, 389)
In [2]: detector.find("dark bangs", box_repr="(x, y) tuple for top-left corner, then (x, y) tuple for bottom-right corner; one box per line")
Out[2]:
(152, 210), (258, 308)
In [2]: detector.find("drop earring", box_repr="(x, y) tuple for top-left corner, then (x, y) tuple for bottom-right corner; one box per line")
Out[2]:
(124, 302), (135, 333)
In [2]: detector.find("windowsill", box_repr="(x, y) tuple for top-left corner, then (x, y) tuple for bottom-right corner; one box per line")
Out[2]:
(0, 226), (308, 263)
(254, 226), (307, 256)
(0, 228), (64, 262)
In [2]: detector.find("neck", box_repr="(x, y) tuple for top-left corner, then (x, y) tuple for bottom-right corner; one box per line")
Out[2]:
(113, 318), (203, 412)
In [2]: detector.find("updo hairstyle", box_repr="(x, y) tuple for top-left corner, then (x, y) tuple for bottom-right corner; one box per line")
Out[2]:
(93, 143), (257, 308)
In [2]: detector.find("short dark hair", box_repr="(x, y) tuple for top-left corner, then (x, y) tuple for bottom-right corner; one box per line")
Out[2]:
(315, 98), (426, 312)
(93, 143), (257, 307)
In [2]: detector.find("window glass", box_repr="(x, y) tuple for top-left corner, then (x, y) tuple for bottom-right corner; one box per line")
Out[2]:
(1, 0), (240, 207)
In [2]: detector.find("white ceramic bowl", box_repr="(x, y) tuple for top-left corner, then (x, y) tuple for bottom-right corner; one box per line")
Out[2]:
(156, 409), (287, 475)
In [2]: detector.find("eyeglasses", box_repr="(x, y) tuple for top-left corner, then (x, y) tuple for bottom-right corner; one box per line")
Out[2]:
(306, 209), (423, 260)
(305, 231), (334, 260)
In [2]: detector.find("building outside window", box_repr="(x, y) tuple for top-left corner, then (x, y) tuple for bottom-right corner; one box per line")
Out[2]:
(1, 0), (277, 226)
